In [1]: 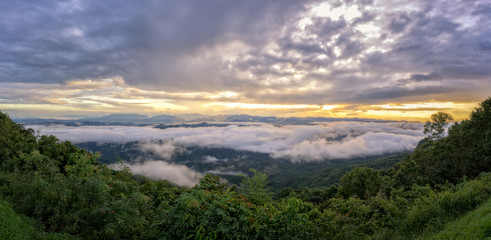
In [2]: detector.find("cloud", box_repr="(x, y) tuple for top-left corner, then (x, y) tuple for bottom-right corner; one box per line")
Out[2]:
(274, 132), (422, 161)
(205, 170), (245, 176)
(409, 72), (441, 82)
(1, 0), (490, 110)
(111, 159), (202, 187)
(28, 121), (425, 161)
(138, 140), (182, 160)
(203, 156), (221, 163)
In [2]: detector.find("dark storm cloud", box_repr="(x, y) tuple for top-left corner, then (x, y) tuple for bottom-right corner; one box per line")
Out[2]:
(310, 17), (348, 36)
(0, 0), (312, 86)
(355, 85), (453, 102)
(409, 72), (440, 81)
(0, 0), (142, 83)
(477, 41), (491, 51)
(0, 0), (490, 106)
(388, 14), (411, 33)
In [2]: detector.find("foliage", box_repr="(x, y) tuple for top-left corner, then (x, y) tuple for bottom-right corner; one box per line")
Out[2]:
(339, 167), (384, 199)
(195, 174), (228, 192)
(418, 197), (491, 240)
(152, 188), (253, 239)
(252, 197), (319, 239)
(400, 97), (491, 186)
(0, 199), (79, 240)
(266, 153), (406, 191)
(0, 198), (39, 239)
(240, 169), (272, 205)
(423, 112), (454, 141)
(398, 173), (491, 237)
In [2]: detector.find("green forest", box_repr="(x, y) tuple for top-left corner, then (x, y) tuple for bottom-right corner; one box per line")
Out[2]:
(1, 97), (490, 239)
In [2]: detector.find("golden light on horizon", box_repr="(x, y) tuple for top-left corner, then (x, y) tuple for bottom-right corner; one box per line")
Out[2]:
(320, 105), (340, 111)
(203, 102), (320, 110)
(359, 101), (480, 121)
(371, 102), (475, 110)
(0, 77), (483, 120)
(1, 98), (481, 121)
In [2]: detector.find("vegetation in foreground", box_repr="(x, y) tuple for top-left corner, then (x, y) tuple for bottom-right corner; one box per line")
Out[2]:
(417, 197), (491, 240)
(0, 199), (80, 240)
(0, 97), (490, 239)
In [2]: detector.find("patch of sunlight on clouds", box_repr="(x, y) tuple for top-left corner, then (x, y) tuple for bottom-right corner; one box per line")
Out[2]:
(67, 77), (125, 88)
(321, 105), (340, 111)
(311, 2), (362, 22)
(356, 22), (382, 39)
(0, 104), (86, 111)
(333, 58), (359, 69)
(364, 46), (390, 54)
(144, 101), (188, 111)
(218, 40), (250, 62)
(361, 101), (480, 121)
(293, 74), (303, 79)
(372, 102), (477, 110)
(82, 96), (188, 111)
(213, 91), (239, 99)
(333, 46), (342, 57)
(297, 16), (313, 30)
(363, 109), (442, 121)
(297, 81), (319, 92)
(455, 15), (479, 30)
(166, 91), (239, 100)
(204, 102), (320, 110)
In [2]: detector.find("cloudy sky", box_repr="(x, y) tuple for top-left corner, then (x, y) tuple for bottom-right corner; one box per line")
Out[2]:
(1, 0), (490, 120)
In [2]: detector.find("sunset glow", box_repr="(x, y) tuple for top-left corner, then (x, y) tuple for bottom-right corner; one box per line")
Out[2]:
(0, 0), (489, 121)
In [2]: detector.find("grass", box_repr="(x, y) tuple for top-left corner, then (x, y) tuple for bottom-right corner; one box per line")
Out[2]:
(0, 198), (80, 240)
(418, 197), (491, 240)
(0, 198), (38, 239)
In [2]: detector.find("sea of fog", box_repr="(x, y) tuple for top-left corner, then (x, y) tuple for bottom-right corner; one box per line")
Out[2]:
(27, 121), (425, 186)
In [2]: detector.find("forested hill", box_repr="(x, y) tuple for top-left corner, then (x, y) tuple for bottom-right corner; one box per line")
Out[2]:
(0, 97), (490, 239)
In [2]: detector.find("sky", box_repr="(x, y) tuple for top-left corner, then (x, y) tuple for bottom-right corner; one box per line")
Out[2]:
(1, 0), (490, 121)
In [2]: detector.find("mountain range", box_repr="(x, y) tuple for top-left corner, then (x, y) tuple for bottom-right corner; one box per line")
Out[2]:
(14, 113), (400, 126)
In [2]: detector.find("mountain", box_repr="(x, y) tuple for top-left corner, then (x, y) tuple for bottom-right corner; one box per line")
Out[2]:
(82, 114), (148, 122)
(176, 114), (208, 121)
(139, 115), (185, 124)
(14, 113), (405, 127)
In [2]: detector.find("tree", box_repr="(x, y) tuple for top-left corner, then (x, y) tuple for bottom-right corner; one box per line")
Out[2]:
(339, 167), (383, 199)
(406, 98), (490, 185)
(194, 174), (227, 192)
(424, 112), (454, 141)
(240, 169), (272, 205)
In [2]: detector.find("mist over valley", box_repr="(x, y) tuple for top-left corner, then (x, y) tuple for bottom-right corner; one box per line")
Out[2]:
(25, 114), (424, 188)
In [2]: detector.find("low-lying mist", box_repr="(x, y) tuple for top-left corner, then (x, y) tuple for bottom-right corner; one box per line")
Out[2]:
(28, 121), (424, 161)
(28, 121), (425, 186)
(110, 158), (203, 187)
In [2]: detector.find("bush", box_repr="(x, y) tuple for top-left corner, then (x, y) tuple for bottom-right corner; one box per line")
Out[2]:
(400, 173), (491, 237)
(339, 167), (384, 199)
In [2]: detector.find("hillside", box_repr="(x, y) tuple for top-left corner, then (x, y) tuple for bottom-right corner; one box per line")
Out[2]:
(0, 199), (79, 240)
(418, 197), (491, 240)
(0, 97), (490, 239)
